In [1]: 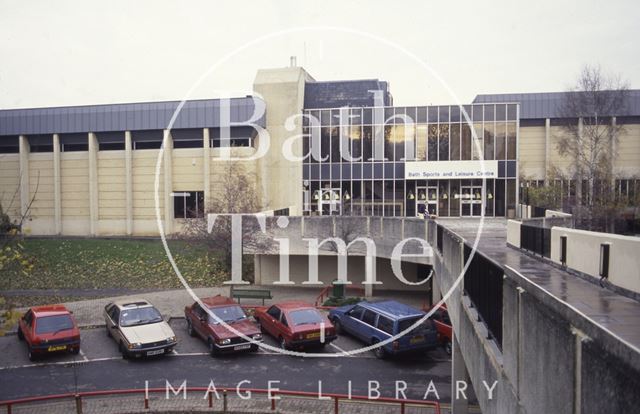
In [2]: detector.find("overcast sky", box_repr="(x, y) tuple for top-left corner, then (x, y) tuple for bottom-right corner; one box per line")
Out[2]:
(0, 0), (638, 109)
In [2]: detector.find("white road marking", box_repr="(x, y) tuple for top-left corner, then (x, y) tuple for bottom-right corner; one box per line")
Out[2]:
(329, 343), (353, 356)
(79, 349), (89, 362)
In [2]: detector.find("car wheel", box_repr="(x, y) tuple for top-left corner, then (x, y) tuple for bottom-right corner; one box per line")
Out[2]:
(333, 320), (342, 335)
(444, 340), (452, 356)
(279, 337), (287, 350)
(27, 347), (36, 362)
(187, 320), (195, 337)
(372, 340), (386, 359)
(119, 342), (129, 360)
(208, 339), (217, 357)
(17, 328), (24, 341)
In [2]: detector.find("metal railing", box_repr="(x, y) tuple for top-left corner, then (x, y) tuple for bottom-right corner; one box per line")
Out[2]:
(0, 387), (441, 414)
(463, 244), (504, 349)
(520, 223), (551, 258)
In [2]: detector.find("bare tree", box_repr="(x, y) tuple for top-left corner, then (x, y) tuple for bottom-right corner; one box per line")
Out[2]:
(0, 171), (39, 335)
(181, 163), (268, 283)
(555, 65), (629, 229)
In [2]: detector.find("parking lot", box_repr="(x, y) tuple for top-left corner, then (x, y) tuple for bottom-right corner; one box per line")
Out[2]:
(0, 317), (456, 402)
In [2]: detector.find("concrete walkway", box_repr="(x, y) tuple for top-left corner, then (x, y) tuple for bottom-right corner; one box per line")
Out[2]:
(438, 218), (640, 348)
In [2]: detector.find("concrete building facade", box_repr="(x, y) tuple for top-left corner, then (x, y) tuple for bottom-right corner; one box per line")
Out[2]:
(1, 66), (639, 236)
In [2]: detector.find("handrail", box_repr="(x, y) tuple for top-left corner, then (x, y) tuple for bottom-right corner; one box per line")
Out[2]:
(0, 386), (441, 414)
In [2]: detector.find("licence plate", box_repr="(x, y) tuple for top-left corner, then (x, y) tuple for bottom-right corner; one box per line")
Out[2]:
(410, 335), (424, 344)
(146, 349), (165, 356)
(234, 344), (251, 351)
(48, 345), (66, 352)
(306, 332), (321, 339)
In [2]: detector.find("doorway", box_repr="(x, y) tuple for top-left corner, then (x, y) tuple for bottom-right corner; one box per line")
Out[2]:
(461, 185), (482, 216)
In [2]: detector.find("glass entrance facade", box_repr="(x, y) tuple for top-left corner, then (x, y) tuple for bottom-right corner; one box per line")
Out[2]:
(302, 104), (519, 217)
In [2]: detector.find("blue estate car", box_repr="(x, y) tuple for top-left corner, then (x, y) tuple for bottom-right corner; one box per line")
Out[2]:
(328, 300), (438, 358)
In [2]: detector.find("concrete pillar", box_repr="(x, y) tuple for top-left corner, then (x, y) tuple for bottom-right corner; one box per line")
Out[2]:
(19, 135), (30, 219)
(88, 133), (99, 236)
(53, 134), (61, 235)
(163, 130), (173, 235)
(254, 255), (262, 285)
(364, 255), (375, 298)
(431, 272), (442, 306)
(125, 131), (133, 235)
(544, 118), (550, 179)
(451, 334), (470, 414)
(203, 128), (211, 209)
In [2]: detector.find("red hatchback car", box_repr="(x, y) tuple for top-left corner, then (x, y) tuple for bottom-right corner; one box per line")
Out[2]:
(429, 304), (452, 355)
(184, 296), (262, 356)
(254, 301), (336, 350)
(17, 305), (81, 361)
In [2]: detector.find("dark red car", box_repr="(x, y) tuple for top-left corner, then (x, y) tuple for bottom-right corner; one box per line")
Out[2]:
(429, 304), (452, 355)
(17, 305), (81, 361)
(184, 295), (262, 356)
(254, 301), (336, 350)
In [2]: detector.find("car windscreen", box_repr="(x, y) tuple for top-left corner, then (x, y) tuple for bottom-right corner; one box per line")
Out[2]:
(208, 305), (247, 324)
(397, 316), (433, 334)
(120, 307), (163, 327)
(288, 309), (323, 326)
(35, 315), (74, 334)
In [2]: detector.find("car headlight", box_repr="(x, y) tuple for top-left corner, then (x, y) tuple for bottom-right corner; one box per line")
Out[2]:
(128, 342), (142, 349)
(167, 336), (176, 343)
(219, 338), (231, 345)
(252, 333), (262, 340)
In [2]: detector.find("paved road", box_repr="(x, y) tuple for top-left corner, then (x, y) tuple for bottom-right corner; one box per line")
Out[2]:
(0, 319), (459, 403)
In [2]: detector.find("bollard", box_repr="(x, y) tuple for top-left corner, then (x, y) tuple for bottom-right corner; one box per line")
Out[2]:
(223, 390), (228, 413)
(75, 395), (83, 414)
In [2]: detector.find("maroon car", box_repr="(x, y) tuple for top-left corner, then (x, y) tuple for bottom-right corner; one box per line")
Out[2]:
(254, 301), (336, 350)
(17, 305), (81, 361)
(184, 296), (262, 356)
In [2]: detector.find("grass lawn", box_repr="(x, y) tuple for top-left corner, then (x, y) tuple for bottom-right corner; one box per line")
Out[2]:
(1, 238), (227, 291)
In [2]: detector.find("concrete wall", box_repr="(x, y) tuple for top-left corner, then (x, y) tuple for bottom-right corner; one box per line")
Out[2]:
(427, 218), (640, 414)
(550, 227), (640, 293)
(518, 122), (640, 180)
(255, 254), (429, 292)
(506, 219), (521, 248)
(253, 67), (311, 215)
(0, 153), (20, 218)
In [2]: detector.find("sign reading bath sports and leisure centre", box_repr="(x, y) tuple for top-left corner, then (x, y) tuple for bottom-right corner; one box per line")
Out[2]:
(405, 160), (499, 180)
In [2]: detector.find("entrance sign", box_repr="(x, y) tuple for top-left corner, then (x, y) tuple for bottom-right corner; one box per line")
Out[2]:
(405, 160), (499, 180)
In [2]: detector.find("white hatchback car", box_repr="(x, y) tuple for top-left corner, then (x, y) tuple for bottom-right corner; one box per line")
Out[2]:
(104, 299), (177, 359)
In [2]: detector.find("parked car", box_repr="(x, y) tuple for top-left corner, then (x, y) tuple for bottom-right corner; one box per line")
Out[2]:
(328, 300), (438, 359)
(185, 295), (262, 356)
(428, 304), (452, 355)
(17, 305), (81, 361)
(254, 301), (336, 350)
(104, 299), (177, 359)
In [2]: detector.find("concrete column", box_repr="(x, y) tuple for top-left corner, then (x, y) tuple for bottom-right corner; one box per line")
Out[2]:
(53, 134), (61, 235)
(431, 272), (442, 306)
(203, 128), (211, 209)
(364, 255), (375, 298)
(254, 255), (262, 285)
(451, 334), (470, 414)
(88, 133), (99, 236)
(163, 130), (173, 235)
(125, 131), (133, 235)
(544, 118), (550, 178)
(19, 135), (30, 219)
